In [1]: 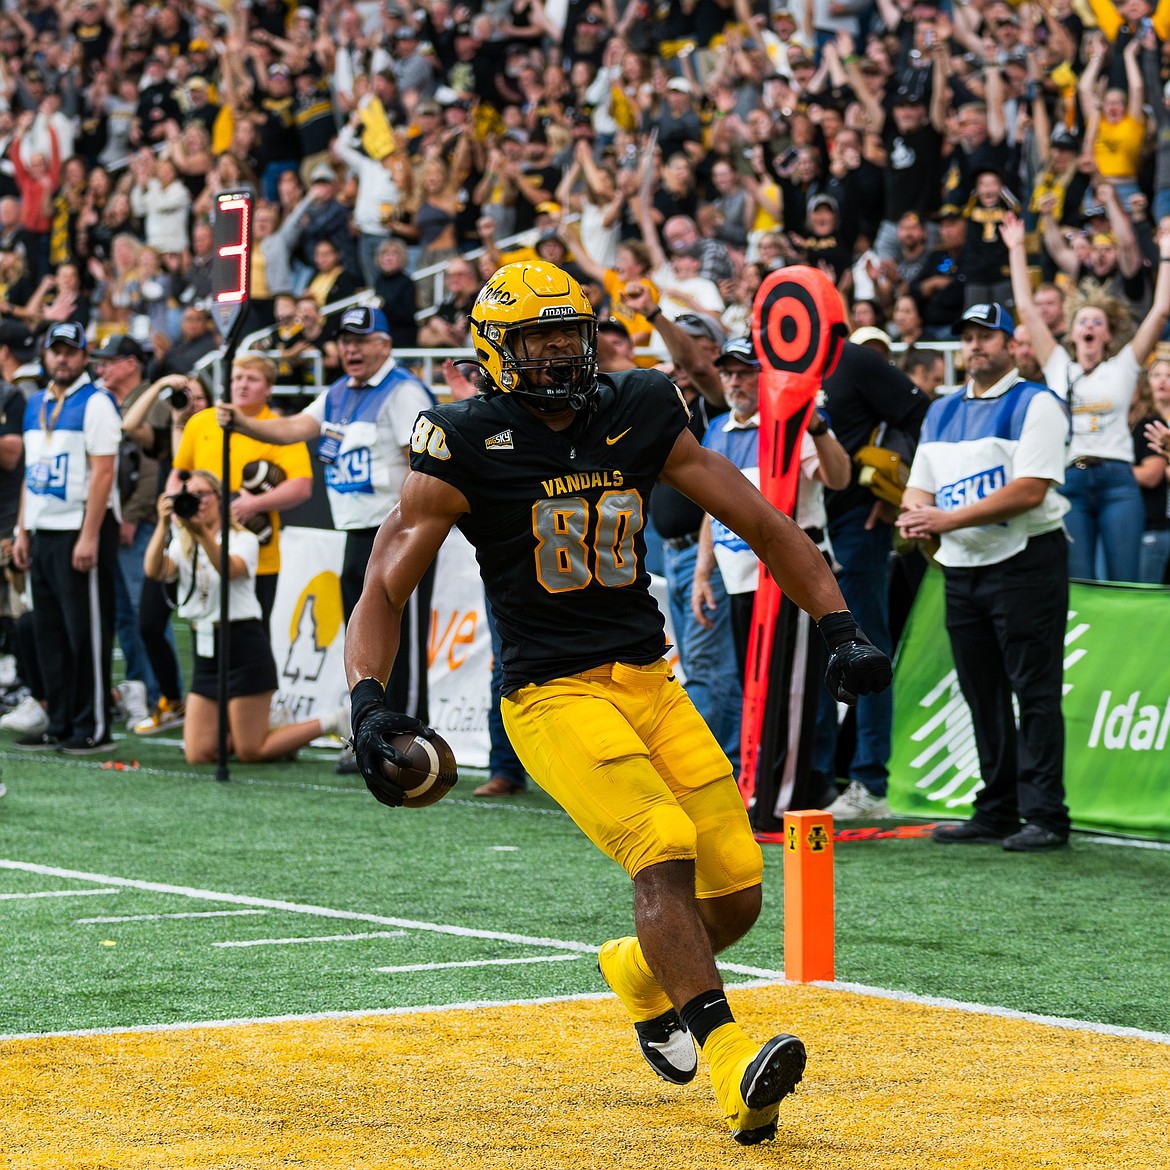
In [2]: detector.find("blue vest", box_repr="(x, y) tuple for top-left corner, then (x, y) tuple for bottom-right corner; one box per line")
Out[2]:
(321, 367), (433, 495)
(23, 381), (119, 521)
(921, 379), (1069, 447)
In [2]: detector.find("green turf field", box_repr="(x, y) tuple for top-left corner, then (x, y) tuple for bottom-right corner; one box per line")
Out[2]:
(2, 729), (1168, 1040)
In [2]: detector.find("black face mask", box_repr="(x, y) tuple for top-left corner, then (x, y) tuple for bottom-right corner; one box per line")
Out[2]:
(505, 322), (598, 411)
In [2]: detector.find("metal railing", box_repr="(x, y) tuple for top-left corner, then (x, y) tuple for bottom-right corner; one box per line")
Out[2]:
(410, 214), (579, 313)
(193, 339), (965, 400)
(888, 340), (962, 386)
(189, 215), (582, 396)
(194, 290), (380, 396)
(389, 346), (474, 393)
(192, 345), (331, 398)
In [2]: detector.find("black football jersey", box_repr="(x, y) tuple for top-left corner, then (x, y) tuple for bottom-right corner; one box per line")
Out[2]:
(410, 368), (691, 691)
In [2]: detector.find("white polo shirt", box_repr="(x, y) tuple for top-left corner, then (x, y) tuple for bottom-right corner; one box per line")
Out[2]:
(22, 375), (122, 532)
(304, 355), (436, 530)
(907, 368), (1070, 568)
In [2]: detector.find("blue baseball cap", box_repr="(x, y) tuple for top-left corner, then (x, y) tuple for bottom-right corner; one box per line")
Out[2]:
(44, 321), (87, 350)
(338, 306), (390, 337)
(952, 303), (1015, 337)
(714, 336), (761, 369)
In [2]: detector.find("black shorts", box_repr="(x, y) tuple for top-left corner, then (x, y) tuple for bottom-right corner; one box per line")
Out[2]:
(189, 620), (279, 700)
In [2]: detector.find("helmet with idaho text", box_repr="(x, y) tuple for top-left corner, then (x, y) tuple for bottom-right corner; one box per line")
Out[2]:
(470, 262), (598, 410)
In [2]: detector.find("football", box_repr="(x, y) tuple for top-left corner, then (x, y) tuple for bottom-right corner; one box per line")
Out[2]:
(238, 460), (287, 546)
(240, 459), (287, 495)
(380, 731), (459, 808)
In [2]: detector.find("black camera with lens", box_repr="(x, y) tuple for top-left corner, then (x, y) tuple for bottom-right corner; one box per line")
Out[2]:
(170, 470), (201, 520)
(161, 380), (191, 411)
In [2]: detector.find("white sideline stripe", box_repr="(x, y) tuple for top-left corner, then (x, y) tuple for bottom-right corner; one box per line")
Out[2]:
(76, 910), (269, 924)
(5, 980), (1169, 1046)
(1083, 835), (1170, 852)
(0, 859), (600, 953)
(449, 798), (567, 818)
(0, 888), (120, 901)
(2, 860), (1167, 1047)
(818, 979), (1170, 1045)
(0, 750), (368, 794)
(374, 956), (579, 973)
(213, 931), (407, 948)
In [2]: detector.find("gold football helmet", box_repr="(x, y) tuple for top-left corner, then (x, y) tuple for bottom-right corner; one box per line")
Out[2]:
(469, 262), (598, 409)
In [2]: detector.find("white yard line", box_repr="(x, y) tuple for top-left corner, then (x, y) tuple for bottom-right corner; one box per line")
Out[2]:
(0, 860), (780, 981)
(819, 979), (1170, 1045)
(76, 910), (269, 924)
(213, 931), (407, 948)
(0, 993), (617, 1041)
(2, 857), (1167, 1048)
(0, 859), (600, 953)
(0, 888), (120, 901)
(374, 956), (580, 973)
(4, 983), (1168, 1046)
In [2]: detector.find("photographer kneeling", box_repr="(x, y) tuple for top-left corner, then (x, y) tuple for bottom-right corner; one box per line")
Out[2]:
(144, 470), (348, 764)
(118, 372), (210, 736)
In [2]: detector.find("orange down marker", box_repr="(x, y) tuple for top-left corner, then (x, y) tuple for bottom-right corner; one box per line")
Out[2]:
(783, 810), (835, 982)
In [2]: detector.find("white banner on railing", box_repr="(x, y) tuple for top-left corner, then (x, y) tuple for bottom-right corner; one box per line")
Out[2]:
(269, 526), (350, 729)
(422, 527), (492, 766)
(271, 526), (492, 767)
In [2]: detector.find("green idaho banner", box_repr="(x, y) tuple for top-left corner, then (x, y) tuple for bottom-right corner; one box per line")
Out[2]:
(888, 568), (1170, 841)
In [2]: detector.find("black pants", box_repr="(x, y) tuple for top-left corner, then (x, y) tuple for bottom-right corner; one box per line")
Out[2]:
(138, 577), (183, 702)
(748, 591), (829, 830)
(728, 590), (755, 682)
(15, 609), (44, 701)
(255, 572), (278, 634)
(29, 513), (117, 742)
(943, 529), (1070, 835)
(341, 526), (435, 721)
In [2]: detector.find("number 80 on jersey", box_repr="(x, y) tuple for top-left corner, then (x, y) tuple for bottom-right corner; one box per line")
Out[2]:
(411, 417), (450, 461)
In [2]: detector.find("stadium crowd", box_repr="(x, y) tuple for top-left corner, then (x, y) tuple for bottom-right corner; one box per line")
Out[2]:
(1, 0), (1169, 780)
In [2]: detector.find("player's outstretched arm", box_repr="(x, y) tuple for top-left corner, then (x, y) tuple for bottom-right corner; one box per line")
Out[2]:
(344, 471), (469, 805)
(345, 470), (468, 690)
(214, 401), (320, 445)
(660, 428), (847, 619)
(660, 428), (892, 703)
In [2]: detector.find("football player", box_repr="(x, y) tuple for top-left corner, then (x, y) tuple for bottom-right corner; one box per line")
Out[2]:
(344, 262), (892, 1144)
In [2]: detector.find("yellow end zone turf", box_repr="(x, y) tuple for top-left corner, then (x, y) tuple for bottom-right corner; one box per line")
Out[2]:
(5, 984), (1168, 1169)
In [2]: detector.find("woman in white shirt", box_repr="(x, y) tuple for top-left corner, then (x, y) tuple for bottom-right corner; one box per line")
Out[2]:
(143, 471), (348, 765)
(129, 158), (192, 257)
(1004, 212), (1170, 581)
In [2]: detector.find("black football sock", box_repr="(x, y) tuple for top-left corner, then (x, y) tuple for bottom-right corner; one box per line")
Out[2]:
(679, 990), (736, 1048)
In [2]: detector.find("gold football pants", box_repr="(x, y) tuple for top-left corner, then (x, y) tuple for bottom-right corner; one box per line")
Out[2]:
(502, 660), (763, 897)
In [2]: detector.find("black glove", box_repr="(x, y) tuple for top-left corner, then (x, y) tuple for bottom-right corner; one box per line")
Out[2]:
(818, 610), (893, 705)
(349, 678), (434, 808)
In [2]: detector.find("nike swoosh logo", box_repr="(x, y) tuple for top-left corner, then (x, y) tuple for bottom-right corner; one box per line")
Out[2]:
(606, 428), (632, 445)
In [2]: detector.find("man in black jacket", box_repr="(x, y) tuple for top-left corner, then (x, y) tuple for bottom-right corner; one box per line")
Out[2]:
(814, 341), (930, 818)
(912, 205), (968, 339)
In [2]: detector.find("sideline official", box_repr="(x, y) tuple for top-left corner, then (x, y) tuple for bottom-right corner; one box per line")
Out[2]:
(12, 322), (121, 754)
(898, 303), (1072, 852)
(217, 306), (436, 731)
